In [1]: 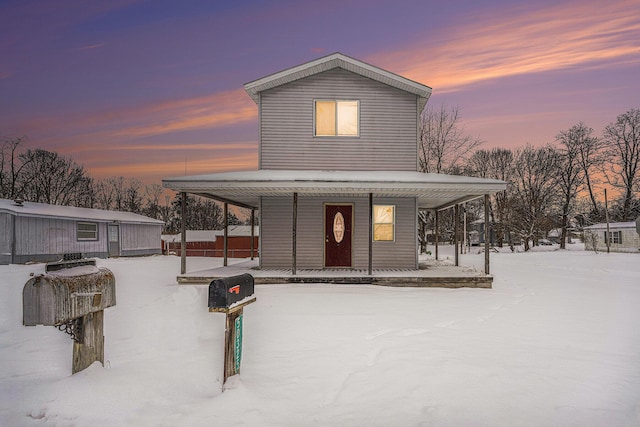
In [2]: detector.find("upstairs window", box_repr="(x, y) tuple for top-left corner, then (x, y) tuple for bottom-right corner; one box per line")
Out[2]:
(315, 100), (359, 136)
(373, 205), (395, 241)
(77, 222), (98, 241)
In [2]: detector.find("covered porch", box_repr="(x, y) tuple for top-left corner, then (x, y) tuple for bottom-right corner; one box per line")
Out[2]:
(162, 169), (507, 287)
(176, 257), (493, 288)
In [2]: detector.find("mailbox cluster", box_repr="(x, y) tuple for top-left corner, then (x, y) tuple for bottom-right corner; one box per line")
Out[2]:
(208, 273), (256, 387)
(22, 259), (255, 388)
(23, 258), (116, 374)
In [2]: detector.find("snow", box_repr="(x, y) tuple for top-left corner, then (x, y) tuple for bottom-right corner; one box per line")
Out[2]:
(1, 245), (640, 426)
(163, 168), (506, 186)
(0, 198), (163, 224)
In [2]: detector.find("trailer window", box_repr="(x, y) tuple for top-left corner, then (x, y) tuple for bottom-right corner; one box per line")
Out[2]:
(77, 222), (98, 241)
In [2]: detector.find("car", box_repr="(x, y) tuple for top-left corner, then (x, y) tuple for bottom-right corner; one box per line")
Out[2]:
(538, 238), (553, 246)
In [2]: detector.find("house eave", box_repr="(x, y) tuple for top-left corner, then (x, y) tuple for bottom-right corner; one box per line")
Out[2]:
(163, 170), (506, 210)
(244, 52), (432, 109)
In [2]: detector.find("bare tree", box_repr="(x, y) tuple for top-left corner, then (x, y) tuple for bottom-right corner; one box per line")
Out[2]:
(467, 148), (515, 247)
(555, 124), (588, 249)
(418, 105), (482, 251)
(18, 148), (93, 206)
(124, 178), (143, 213)
(511, 145), (561, 251)
(94, 178), (116, 210)
(144, 184), (164, 219)
(603, 109), (640, 220)
(0, 136), (32, 199)
(570, 123), (605, 215)
(419, 104), (483, 174)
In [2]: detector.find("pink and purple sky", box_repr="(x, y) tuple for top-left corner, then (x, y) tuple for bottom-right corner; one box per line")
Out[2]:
(1, 0), (639, 184)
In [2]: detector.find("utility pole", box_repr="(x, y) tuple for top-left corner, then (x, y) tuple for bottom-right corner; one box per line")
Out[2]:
(604, 188), (611, 253)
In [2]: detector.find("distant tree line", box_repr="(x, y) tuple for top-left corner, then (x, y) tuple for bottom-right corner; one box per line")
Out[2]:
(0, 136), (242, 233)
(418, 106), (640, 251)
(3, 107), (638, 247)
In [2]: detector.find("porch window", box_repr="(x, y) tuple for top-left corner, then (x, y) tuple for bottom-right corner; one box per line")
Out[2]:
(373, 205), (395, 241)
(77, 222), (98, 241)
(604, 230), (622, 244)
(315, 100), (358, 136)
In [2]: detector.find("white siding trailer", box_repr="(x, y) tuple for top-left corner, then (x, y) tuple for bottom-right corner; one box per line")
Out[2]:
(584, 221), (640, 253)
(0, 198), (164, 264)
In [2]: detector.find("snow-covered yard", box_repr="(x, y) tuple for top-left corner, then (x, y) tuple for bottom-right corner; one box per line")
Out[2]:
(1, 245), (639, 426)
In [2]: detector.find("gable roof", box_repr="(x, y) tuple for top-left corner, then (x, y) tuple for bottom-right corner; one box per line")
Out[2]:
(0, 198), (164, 225)
(244, 52), (432, 111)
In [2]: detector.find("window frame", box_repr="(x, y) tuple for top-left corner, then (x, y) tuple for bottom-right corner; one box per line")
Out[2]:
(605, 230), (622, 244)
(313, 99), (360, 137)
(77, 221), (99, 241)
(372, 205), (395, 242)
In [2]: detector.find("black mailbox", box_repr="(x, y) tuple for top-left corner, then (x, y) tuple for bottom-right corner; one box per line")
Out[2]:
(208, 273), (255, 310)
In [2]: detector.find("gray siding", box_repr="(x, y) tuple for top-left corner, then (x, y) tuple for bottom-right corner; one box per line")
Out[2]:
(260, 195), (417, 270)
(120, 223), (162, 252)
(13, 216), (107, 263)
(0, 213), (14, 264)
(260, 196), (293, 268)
(1, 215), (162, 264)
(260, 68), (418, 171)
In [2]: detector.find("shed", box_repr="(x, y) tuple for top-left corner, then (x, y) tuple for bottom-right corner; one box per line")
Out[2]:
(162, 226), (259, 258)
(0, 198), (164, 264)
(583, 221), (640, 253)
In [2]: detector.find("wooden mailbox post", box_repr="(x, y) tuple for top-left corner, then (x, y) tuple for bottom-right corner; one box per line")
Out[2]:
(23, 257), (116, 374)
(208, 273), (256, 386)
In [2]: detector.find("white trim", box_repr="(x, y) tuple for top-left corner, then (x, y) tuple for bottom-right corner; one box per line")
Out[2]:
(163, 170), (507, 210)
(244, 53), (432, 106)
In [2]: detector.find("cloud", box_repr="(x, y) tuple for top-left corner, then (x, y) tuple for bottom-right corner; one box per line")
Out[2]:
(77, 43), (105, 51)
(17, 88), (257, 143)
(370, 0), (640, 92)
(87, 151), (258, 180)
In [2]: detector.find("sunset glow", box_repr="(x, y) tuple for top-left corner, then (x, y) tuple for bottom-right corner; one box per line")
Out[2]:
(0, 0), (638, 183)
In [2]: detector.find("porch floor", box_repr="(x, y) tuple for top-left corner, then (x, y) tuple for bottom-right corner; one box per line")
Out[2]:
(177, 258), (492, 288)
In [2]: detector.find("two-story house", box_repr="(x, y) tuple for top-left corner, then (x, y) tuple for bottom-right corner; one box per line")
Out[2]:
(163, 53), (506, 274)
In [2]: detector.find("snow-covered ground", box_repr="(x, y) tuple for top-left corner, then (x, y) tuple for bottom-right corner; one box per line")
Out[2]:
(1, 244), (639, 426)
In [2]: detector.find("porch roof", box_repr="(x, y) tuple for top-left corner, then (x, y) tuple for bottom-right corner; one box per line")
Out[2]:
(162, 170), (507, 211)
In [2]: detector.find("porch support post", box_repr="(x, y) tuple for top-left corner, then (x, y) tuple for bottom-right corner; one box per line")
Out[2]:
(454, 204), (459, 267)
(484, 194), (490, 275)
(368, 193), (373, 276)
(250, 208), (255, 260)
(180, 192), (186, 275)
(223, 202), (228, 267)
(292, 193), (298, 275)
(435, 209), (439, 261)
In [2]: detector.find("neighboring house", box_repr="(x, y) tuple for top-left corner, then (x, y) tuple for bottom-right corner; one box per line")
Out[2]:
(583, 222), (640, 253)
(163, 53), (506, 272)
(162, 226), (259, 258)
(469, 219), (498, 246)
(0, 198), (164, 264)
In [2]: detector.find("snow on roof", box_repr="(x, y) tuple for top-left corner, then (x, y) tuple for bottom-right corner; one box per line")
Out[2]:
(0, 198), (164, 225)
(163, 169), (507, 211)
(162, 226), (259, 242)
(243, 52), (432, 111)
(583, 222), (636, 230)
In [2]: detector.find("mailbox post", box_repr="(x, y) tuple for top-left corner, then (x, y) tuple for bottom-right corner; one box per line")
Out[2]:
(23, 258), (116, 374)
(208, 273), (256, 387)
